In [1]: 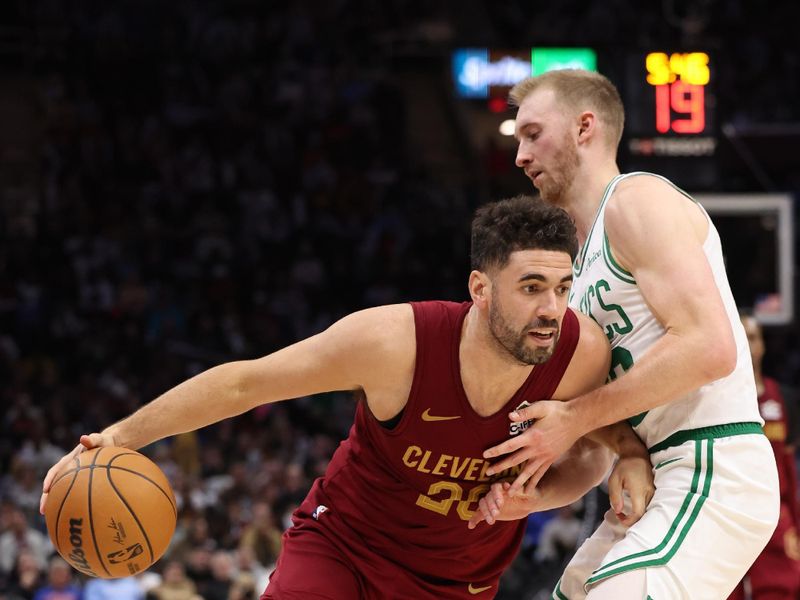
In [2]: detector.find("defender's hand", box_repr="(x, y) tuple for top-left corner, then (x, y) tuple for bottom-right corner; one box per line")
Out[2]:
(607, 453), (655, 527)
(40, 432), (117, 515)
(483, 401), (582, 497)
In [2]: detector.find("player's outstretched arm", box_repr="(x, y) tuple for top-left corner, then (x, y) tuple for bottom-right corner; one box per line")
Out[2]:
(41, 303), (415, 514)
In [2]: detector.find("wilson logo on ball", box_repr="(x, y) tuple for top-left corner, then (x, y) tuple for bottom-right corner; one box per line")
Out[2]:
(67, 518), (98, 577)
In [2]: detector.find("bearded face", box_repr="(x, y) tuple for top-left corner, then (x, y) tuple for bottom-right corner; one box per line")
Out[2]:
(535, 128), (580, 206)
(488, 290), (560, 365)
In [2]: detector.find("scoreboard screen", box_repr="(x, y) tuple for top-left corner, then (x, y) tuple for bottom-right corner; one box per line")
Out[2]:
(624, 52), (716, 152)
(623, 51), (718, 187)
(453, 47), (724, 188)
(452, 48), (597, 99)
(645, 51), (711, 134)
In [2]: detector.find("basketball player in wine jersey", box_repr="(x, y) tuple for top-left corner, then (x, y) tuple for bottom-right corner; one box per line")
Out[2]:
(42, 196), (654, 599)
(478, 70), (780, 599)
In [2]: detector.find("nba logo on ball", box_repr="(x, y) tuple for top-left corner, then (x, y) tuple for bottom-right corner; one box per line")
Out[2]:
(45, 447), (177, 578)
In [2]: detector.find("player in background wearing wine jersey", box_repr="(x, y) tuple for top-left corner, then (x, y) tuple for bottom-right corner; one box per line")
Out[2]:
(41, 196), (654, 600)
(473, 70), (779, 599)
(728, 314), (800, 600)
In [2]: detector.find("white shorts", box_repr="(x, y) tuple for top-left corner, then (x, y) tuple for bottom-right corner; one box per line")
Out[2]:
(554, 426), (780, 600)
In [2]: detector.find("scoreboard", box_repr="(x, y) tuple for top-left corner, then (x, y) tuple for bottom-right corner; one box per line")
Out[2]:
(621, 50), (718, 188)
(452, 48), (793, 323)
(624, 51), (717, 164)
(453, 47), (720, 188)
(646, 51), (710, 135)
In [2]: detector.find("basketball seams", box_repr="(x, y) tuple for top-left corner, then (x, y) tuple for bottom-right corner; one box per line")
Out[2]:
(106, 456), (177, 518)
(105, 466), (156, 565)
(46, 447), (176, 578)
(88, 448), (112, 577)
(51, 467), (80, 489)
(52, 456), (81, 557)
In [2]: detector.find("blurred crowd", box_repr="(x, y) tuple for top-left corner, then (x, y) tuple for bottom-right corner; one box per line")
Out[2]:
(1, 1), (798, 600)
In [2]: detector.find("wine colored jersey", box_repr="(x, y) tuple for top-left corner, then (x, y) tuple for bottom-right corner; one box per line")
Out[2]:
(759, 377), (800, 537)
(727, 377), (800, 599)
(285, 301), (580, 599)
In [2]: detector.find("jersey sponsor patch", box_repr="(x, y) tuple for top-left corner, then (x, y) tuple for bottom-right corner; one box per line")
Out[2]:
(312, 505), (328, 520)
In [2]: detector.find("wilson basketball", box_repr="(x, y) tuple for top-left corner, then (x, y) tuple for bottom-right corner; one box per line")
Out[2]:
(44, 446), (177, 578)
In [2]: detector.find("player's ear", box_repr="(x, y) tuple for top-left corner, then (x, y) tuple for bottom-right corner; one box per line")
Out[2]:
(577, 111), (597, 144)
(469, 270), (491, 307)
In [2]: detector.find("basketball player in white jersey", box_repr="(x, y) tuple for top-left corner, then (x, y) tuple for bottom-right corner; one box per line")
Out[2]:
(472, 70), (780, 598)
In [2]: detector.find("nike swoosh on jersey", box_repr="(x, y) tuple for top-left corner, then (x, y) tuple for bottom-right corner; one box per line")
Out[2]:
(468, 583), (492, 594)
(421, 408), (461, 421)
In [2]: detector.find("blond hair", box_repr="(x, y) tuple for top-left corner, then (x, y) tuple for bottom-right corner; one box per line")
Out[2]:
(509, 69), (625, 149)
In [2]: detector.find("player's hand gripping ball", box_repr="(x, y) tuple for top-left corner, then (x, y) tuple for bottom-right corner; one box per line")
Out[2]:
(44, 447), (177, 578)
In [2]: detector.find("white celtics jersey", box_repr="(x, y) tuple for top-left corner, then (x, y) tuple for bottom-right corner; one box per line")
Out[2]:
(568, 172), (762, 449)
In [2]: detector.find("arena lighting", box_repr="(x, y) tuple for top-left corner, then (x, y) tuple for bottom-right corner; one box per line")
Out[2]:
(487, 97), (509, 113)
(499, 119), (516, 136)
(453, 48), (597, 99)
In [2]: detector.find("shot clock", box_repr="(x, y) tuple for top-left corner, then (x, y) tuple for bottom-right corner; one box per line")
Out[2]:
(623, 51), (718, 187)
(646, 51), (710, 134)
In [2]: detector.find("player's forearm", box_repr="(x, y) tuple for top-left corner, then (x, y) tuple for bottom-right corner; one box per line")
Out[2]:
(571, 330), (733, 436)
(103, 361), (256, 449)
(585, 421), (648, 460)
(533, 440), (612, 511)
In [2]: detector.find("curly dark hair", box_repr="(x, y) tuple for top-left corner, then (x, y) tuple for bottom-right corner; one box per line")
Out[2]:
(470, 195), (578, 272)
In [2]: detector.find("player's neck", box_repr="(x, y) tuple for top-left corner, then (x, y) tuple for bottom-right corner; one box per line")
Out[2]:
(460, 306), (534, 417)
(562, 161), (620, 244)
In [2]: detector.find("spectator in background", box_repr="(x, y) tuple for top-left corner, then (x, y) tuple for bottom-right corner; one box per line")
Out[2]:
(238, 501), (282, 571)
(2, 550), (43, 600)
(228, 572), (257, 600)
(14, 423), (65, 482)
(146, 560), (199, 600)
(5, 460), (42, 525)
(169, 516), (216, 563)
(729, 314), (800, 600)
(0, 504), (51, 575)
(182, 547), (214, 598)
(202, 551), (236, 600)
(32, 557), (81, 600)
(83, 576), (144, 600)
(534, 501), (583, 566)
(234, 545), (270, 596)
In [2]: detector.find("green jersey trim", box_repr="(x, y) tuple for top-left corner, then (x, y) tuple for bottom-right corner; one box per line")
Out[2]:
(602, 232), (636, 284)
(574, 174), (624, 277)
(552, 578), (568, 599)
(648, 422), (764, 454)
(586, 439), (713, 585)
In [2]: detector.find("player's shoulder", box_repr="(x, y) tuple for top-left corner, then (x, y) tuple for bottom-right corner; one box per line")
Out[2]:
(332, 303), (415, 342)
(607, 173), (688, 219)
(572, 310), (610, 362)
(613, 172), (677, 197)
(554, 310), (610, 398)
(322, 304), (416, 380)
